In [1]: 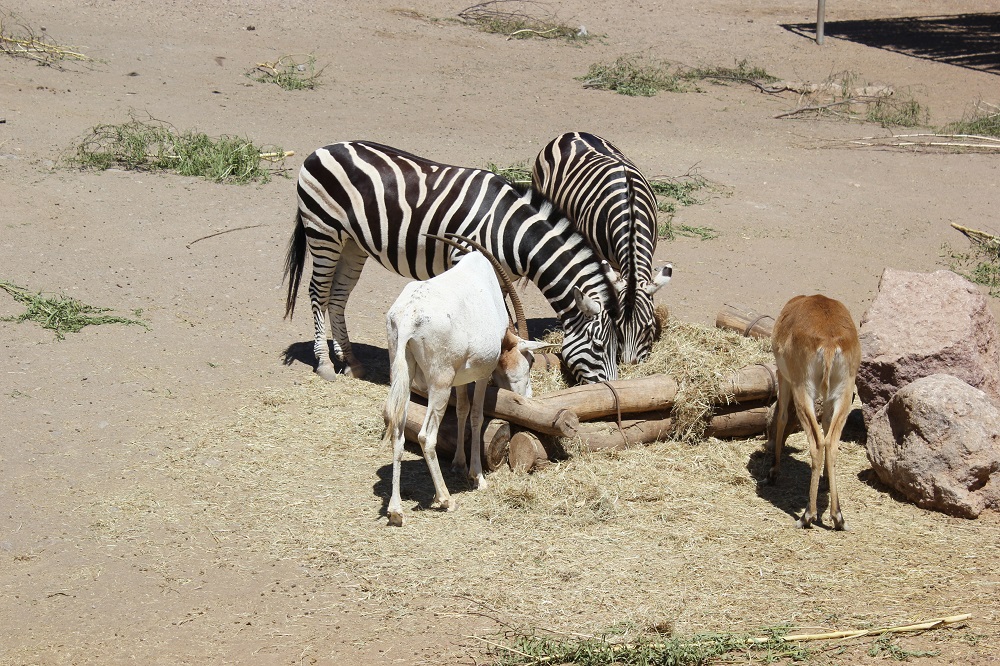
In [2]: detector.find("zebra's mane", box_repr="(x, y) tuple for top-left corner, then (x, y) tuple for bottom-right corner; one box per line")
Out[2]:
(518, 186), (619, 321)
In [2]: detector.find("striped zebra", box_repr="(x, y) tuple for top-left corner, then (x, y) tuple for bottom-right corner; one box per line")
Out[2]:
(284, 141), (620, 384)
(532, 132), (672, 364)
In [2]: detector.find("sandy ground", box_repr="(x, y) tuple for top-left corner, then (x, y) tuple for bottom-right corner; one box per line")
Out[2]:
(1, 0), (998, 663)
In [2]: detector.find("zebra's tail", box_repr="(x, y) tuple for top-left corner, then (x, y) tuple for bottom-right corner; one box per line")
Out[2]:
(283, 210), (307, 319)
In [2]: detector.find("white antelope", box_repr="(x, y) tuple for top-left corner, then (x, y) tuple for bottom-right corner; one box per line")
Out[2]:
(383, 234), (551, 527)
(768, 294), (861, 530)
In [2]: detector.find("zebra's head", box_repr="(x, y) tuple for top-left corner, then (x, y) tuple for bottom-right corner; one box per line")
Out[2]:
(616, 264), (673, 364)
(560, 262), (621, 384)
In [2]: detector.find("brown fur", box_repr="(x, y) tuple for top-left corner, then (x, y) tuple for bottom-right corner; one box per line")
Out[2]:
(768, 294), (861, 530)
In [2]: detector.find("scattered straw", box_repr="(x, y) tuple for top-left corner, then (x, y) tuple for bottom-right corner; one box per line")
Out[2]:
(246, 54), (324, 90)
(111, 371), (998, 661)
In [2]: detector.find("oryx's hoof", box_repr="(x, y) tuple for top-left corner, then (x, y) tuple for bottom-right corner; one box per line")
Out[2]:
(315, 363), (341, 382)
(387, 510), (405, 527)
(343, 362), (366, 379)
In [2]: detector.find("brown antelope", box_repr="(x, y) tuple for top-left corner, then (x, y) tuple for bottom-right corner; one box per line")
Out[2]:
(768, 294), (861, 530)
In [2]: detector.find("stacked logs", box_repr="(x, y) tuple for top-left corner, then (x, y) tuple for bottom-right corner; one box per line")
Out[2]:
(404, 304), (777, 471)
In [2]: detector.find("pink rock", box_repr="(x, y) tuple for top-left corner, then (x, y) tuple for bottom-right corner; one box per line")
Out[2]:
(867, 374), (1000, 518)
(856, 269), (1000, 426)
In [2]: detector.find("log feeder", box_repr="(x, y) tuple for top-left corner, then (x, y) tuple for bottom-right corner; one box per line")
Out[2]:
(398, 303), (781, 468)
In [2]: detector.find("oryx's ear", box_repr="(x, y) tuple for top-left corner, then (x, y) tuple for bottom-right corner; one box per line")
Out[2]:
(643, 263), (673, 296)
(573, 286), (602, 318)
(600, 260), (626, 295)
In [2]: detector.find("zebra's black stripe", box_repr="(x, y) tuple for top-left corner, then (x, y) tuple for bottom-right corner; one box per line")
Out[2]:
(532, 132), (671, 364)
(284, 140), (620, 383)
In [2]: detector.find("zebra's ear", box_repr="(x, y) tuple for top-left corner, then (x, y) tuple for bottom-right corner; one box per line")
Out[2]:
(573, 286), (603, 318)
(599, 260), (626, 294)
(642, 264), (673, 296)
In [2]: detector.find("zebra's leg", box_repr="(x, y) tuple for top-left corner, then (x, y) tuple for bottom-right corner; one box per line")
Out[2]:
(306, 234), (345, 381)
(327, 239), (369, 379)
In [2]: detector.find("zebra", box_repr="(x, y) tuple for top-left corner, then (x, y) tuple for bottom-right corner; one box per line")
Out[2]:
(283, 140), (620, 384)
(532, 132), (672, 364)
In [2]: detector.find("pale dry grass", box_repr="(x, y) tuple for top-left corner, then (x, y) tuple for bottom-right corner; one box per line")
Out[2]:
(105, 374), (999, 657)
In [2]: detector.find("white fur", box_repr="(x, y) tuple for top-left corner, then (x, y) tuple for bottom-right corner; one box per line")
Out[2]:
(383, 252), (550, 526)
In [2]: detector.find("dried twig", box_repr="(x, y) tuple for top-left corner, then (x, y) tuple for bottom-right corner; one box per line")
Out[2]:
(186, 224), (266, 249)
(775, 97), (880, 119)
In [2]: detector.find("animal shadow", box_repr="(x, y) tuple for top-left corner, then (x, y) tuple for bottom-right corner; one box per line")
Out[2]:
(749, 442), (836, 529)
(281, 341), (391, 386)
(372, 453), (476, 521)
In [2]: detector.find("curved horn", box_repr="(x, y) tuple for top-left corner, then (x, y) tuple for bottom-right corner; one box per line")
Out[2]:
(443, 232), (529, 340)
(424, 233), (473, 258)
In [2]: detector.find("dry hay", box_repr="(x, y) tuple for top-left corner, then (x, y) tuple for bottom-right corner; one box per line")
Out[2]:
(97, 321), (999, 658)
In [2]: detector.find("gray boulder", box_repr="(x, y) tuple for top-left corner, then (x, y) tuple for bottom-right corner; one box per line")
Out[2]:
(866, 374), (1000, 518)
(856, 268), (1000, 426)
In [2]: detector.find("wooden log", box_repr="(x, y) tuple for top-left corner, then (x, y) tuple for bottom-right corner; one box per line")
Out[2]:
(412, 385), (580, 438)
(529, 374), (680, 421)
(576, 405), (770, 451)
(715, 303), (775, 339)
(532, 351), (564, 373)
(403, 401), (511, 469)
(508, 431), (549, 473)
(716, 363), (778, 404)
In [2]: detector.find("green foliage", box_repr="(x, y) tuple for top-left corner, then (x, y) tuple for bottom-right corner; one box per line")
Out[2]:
(486, 161), (533, 184)
(866, 94), (928, 128)
(489, 625), (810, 666)
(682, 58), (778, 85)
(867, 636), (939, 661)
(246, 54), (323, 91)
(70, 116), (284, 183)
(942, 102), (1000, 137)
(578, 55), (687, 96)
(0, 280), (149, 340)
(649, 175), (717, 240)
(942, 237), (1000, 296)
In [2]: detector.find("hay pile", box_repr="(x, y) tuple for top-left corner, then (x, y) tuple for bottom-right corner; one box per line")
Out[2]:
(102, 319), (998, 656)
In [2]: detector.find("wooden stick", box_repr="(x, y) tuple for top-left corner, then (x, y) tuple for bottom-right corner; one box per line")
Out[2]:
(766, 613), (972, 643)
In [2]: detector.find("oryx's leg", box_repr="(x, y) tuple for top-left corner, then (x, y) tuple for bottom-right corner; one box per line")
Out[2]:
(386, 407), (408, 527)
(327, 239), (369, 379)
(419, 382), (456, 512)
(468, 378), (488, 489)
(452, 384), (469, 474)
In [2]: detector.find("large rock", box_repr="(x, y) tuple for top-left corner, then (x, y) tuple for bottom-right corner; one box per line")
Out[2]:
(856, 268), (1000, 425)
(867, 374), (1000, 518)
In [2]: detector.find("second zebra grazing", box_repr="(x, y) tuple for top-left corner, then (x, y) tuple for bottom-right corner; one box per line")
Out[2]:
(284, 141), (621, 384)
(533, 132), (673, 364)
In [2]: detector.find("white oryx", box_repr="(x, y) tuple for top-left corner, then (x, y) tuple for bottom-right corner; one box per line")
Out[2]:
(383, 234), (551, 527)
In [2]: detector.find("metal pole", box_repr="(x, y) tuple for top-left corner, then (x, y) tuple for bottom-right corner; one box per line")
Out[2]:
(816, 0), (826, 44)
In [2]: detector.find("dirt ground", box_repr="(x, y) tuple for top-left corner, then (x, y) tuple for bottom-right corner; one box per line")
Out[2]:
(1, 0), (999, 663)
